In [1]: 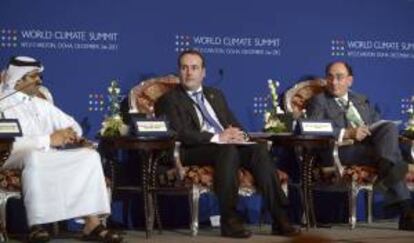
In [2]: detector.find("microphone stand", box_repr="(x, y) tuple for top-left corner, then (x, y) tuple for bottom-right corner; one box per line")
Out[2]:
(0, 79), (39, 118)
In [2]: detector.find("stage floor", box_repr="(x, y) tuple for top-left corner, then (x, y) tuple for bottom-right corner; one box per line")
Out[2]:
(8, 220), (414, 242)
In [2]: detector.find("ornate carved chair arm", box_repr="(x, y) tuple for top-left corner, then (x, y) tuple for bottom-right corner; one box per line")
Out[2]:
(332, 140), (345, 177)
(332, 139), (355, 177)
(128, 88), (139, 113)
(174, 141), (185, 180)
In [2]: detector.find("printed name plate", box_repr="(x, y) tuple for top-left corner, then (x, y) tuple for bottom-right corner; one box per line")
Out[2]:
(136, 120), (168, 133)
(131, 116), (172, 137)
(297, 120), (334, 136)
(0, 119), (22, 138)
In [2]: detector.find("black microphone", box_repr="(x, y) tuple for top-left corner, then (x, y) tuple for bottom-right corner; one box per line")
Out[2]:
(0, 79), (40, 103)
(210, 68), (224, 87)
(0, 80), (36, 138)
(0, 79), (40, 118)
(218, 68), (224, 77)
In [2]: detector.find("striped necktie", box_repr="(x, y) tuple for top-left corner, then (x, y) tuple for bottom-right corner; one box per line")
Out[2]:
(192, 91), (223, 133)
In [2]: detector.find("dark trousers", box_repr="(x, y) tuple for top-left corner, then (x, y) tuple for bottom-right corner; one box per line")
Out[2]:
(181, 143), (288, 222)
(323, 122), (410, 205)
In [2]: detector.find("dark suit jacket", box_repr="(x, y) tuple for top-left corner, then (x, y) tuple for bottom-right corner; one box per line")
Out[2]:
(154, 85), (242, 145)
(306, 90), (380, 139)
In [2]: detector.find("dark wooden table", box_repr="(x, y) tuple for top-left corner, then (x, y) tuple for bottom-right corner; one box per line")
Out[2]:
(99, 136), (175, 238)
(0, 138), (14, 167)
(250, 132), (336, 230)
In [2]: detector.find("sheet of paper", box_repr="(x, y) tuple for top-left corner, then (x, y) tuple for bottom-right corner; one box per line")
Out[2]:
(214, 140), (257, 145)
(369, 120), (402, 132)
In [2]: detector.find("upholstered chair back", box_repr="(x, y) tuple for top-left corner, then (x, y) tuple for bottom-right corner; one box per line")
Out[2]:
(128, 75), (179, 115)
(283, 78), (326, 119)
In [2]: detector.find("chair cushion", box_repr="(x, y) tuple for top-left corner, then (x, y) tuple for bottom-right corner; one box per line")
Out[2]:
(406, 165), (414, 190)
(0, 169), (22, 191)
(158, 165), (289, 196)
(313, 165), (378, 185)
(129, 75), (179, 114)
(343, 165), (378, 184)
(283, 79), (326, 118)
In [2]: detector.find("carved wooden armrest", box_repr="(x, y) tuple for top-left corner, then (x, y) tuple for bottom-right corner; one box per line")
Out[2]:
(331, 139), (356, 176)
(173, 141), (185, 180)
(332, 140), (349, 177)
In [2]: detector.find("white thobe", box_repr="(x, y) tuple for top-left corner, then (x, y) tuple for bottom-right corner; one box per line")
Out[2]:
(0, 92), (110, 226)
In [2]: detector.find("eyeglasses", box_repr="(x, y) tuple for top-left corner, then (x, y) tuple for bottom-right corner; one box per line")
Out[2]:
(326, 73), (349, 82)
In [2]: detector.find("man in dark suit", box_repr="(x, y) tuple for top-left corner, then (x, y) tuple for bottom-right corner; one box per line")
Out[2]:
(307, 61), (414, 230)
(155, 50), (299, 238)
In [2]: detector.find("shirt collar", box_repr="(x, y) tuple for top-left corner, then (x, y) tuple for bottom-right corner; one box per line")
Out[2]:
(15, 91), (32, 102)
(186, 87), (203, 97)
(0, 90), (32, 112)
(335, 93), (349, 102)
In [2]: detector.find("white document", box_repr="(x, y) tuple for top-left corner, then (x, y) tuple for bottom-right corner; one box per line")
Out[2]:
(248, 132), (293, 139)
(215, 140), (257, 145)
(369, 120), (402, 132)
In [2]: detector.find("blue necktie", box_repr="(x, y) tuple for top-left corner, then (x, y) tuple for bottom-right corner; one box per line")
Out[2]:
(193, 91), (223, 133)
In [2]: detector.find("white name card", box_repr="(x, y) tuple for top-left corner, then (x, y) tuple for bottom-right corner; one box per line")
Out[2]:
(302, 122), (333, 132)
(0, 119), (22, 137)
(136, 121), (168, 132)
(298, 120), (334, 135)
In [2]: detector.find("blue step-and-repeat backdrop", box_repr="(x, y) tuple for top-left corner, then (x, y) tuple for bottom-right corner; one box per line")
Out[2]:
(1, 0), (414, 228)
(1, 0), (414, 136)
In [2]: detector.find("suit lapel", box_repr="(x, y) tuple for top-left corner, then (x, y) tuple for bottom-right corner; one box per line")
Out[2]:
(325, 92), (345, 121)
(349, 92), (370, 124)
(176, 87), (202, 129)
(203, 88), (227, 127)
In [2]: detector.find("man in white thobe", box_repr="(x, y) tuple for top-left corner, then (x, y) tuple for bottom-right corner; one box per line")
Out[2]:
(0, 56), (122, 243)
